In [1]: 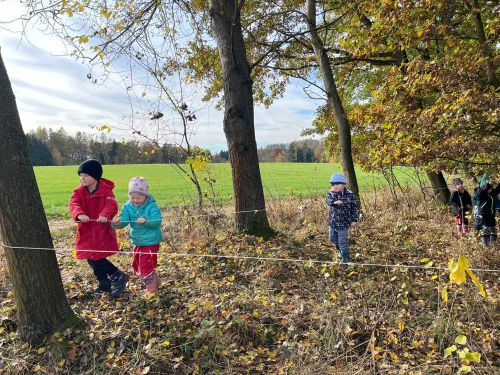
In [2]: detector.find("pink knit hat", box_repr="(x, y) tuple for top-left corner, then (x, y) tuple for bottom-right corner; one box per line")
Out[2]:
(128, 177), (149, 196)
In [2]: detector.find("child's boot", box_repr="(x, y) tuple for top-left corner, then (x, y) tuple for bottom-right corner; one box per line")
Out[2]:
(110, 270), (129, 298)
(155, 274), (162, 289)
(95, 278), (111, 293)
(144, 272), (160, 294)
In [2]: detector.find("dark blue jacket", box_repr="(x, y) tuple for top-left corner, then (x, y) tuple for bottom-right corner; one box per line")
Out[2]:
(449, 190), (472, 216)
(326, 188), (359, 230)
(478, 183), (500, 227)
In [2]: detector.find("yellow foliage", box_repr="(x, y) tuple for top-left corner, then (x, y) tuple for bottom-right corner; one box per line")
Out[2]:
(448, 256), (486, 297)
(441, 286), (448, 303)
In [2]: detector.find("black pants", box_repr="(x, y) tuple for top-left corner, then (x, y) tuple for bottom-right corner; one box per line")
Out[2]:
(87, 258), (119, 282)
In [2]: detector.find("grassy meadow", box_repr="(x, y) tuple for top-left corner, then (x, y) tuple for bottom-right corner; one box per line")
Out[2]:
(35, 163), (420, 217)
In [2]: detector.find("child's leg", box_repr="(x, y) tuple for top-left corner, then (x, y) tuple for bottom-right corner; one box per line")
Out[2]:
(87, 258), (119, 292)
(463, 217), (470, 234)
(481, 225), (492, 247)
(490, 225), (497, 245)
(455, 215), (468, 236)
(329, 226), (339, 249)
(136, 244), (160, 292)
(132, 246), (141, 276)
(337, 229), (349, 263)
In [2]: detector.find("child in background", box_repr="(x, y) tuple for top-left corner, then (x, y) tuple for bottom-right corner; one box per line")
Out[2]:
(449, 178), (472, 236)
(326, 173), (359, 264)
(112, 177), (163, 294)
(477, 176), (500, 247)
(69, 159), (128, 298)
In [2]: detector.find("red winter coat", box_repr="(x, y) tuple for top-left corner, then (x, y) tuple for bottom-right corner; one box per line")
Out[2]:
(69, 178), (119, 260)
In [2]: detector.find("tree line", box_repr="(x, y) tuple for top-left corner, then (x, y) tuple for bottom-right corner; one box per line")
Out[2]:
(26, 127), (329, 166)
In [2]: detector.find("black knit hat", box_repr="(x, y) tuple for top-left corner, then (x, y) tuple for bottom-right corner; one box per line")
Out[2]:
(77, 159), (103, 181)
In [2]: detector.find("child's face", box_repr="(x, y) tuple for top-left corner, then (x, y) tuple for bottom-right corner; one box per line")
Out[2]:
(331, 183), (345, 192)
(454, 183), (464, 192)
(79, 173), (97, 188)
(129, 193), (147, 206)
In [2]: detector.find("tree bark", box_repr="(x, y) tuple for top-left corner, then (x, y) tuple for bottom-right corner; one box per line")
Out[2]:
(426, 171), (450, 205)
(0, 49), (79, 343)
(305, 0), (361, 207)
(208, 0), (272, 236)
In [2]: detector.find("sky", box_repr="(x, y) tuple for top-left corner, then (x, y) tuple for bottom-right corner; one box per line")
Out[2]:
(0, 1), (318, 152)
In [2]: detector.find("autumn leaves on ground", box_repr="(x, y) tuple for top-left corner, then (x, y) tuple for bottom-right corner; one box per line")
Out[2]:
(0, 190), (498, 374)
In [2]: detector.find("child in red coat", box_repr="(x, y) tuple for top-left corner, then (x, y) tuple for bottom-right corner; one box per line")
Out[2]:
(69, 159), (128, 298)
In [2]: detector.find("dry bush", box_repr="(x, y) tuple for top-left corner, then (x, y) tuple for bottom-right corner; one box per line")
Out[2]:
(0, 188), (498, 374)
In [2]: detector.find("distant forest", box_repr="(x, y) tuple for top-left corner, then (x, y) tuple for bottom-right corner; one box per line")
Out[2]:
(26, 127), (330, 166)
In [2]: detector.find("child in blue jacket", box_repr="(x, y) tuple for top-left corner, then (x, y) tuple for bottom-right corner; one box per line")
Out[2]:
(113, 177), (163, 293)
(477, 176), (500, 247)
(326, 173), (359, 264)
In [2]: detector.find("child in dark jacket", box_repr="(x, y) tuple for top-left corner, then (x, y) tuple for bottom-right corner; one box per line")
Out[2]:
(69, 159), (128, 298)
(113, 177), (163, 294)
(326, 173), (359, 264)
(449, 178), (472, 236)
(477, 176), (500, 247)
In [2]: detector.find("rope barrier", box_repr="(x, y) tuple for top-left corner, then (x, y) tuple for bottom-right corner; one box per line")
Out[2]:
(60, 208), (267, 225)
(1, 242), (498, 273)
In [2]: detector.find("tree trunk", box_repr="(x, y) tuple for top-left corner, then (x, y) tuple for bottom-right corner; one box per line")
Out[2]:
(471, 0), (499, 87)
(426, 170), (450, 205)
(0, 49), (79, 343)
(305, 0), (361, 208)
(208, 0), (272, 236)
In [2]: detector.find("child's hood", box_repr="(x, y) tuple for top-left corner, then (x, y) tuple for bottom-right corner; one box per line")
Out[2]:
(95, 178), (115, 194)
(89, 178), (115, 197)
(76, 177), (115, 195)
(99, 178), (115, 190)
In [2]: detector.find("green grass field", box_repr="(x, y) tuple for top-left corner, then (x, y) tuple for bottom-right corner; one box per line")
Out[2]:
(34, 163), (419, 217)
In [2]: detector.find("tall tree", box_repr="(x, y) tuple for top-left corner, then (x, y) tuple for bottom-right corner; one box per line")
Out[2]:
(208, 0), (271, 234)
(303, 0), (498, 203)
(304, 0), (360, 204)
(0, 50), (79, 342)
(22, 0), (273, 235)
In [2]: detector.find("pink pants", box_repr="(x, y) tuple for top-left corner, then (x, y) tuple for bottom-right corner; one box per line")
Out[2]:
(132, 244), (160, 280)
(455, 215), (469, 235)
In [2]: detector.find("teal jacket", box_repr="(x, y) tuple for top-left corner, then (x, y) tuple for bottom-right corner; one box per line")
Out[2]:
(113, 196), (162, 246)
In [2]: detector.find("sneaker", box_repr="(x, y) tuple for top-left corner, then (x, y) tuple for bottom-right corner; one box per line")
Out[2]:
(95, 279), (111, 293)
(110, 271), (129, 298)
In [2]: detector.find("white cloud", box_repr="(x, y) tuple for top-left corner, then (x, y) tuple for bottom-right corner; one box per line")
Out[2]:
(1, 1), (318, 152)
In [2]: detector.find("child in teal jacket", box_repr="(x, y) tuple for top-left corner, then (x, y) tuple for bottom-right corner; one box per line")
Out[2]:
(113, 177), (163, 293)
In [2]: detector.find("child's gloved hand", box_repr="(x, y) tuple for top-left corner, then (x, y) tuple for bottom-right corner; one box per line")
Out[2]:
(97, 216), (108, 223)
(77, 214), (90, 223)
(136, 217), (147, 224)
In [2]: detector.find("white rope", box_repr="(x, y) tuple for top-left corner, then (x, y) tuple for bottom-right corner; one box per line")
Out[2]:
(1, 242), (498, 273)
(64, 208), (267, 224)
